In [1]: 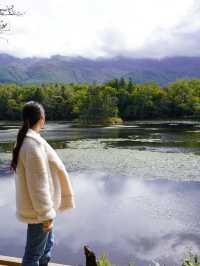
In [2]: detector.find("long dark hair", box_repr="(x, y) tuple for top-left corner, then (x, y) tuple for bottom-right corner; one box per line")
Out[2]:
(10, 101), (45, 172)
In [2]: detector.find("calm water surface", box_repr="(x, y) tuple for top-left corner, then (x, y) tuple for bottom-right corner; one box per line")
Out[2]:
(0, 120), (200, 266)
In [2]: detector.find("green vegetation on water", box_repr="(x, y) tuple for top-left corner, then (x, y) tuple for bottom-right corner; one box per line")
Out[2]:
(1, 78), (200, 124)
(97, 253), (200, 266)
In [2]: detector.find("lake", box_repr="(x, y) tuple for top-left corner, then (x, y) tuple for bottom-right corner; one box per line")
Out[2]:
(0, 120), (200, 266)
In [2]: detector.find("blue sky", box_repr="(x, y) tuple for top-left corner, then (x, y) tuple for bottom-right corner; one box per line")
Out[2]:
(0, 0), (199, 58)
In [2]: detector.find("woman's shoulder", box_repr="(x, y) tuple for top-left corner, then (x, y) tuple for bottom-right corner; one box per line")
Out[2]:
(20, 137), (48, 166)
(21, 135), (43, 154)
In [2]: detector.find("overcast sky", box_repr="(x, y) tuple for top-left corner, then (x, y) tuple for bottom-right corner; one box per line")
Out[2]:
(0, 0), (199, 58)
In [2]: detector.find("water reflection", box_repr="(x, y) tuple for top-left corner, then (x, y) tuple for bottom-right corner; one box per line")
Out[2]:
(1, 120), (200, 154)
(0, 170), (200, 266)
(1, 120), (200, 266)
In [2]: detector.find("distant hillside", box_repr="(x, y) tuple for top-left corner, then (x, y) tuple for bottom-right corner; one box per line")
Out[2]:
(1, 54), (200, 85)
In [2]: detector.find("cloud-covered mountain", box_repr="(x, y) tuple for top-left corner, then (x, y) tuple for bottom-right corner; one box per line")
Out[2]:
(1, 54), (200, 86)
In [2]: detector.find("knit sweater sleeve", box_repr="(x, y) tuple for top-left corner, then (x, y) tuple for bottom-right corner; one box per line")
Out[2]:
(23, 140), (56, 222)
(44, 140), (75, 204)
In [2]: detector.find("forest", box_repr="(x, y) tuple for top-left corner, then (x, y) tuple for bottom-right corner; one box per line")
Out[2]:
(1, 78), (200, 123)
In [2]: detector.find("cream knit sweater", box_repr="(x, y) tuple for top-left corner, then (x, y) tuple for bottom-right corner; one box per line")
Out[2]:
(14, 128), (75, 224)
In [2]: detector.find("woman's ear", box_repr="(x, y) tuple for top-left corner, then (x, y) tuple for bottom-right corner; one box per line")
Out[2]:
(40, 116), (45, 129)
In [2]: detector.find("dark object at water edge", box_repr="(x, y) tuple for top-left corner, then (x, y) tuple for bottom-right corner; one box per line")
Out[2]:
(84, 245), (98, 266)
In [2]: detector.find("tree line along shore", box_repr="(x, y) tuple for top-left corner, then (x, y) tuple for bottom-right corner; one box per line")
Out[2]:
(1, 78), (200, 125)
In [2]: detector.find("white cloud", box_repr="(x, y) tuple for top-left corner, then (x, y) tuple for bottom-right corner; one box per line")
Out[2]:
(0, 0), (197, 58)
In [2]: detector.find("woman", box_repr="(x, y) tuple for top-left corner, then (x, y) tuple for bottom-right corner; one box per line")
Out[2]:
(10, 101), (75, 266)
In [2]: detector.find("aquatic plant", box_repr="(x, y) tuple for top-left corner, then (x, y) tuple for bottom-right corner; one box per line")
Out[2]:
(96, 253), (200, 266)
(97, 252), (116, 266)
(182, 254), (200, 266)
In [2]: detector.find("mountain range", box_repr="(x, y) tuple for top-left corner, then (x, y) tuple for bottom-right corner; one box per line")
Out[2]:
(1, 53), (200, 86)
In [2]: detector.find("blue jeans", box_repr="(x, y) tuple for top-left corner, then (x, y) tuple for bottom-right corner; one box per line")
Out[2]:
(22, 223), (54, 266)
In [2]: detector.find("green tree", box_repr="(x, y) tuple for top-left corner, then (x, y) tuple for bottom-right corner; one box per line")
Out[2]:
(79, 85), (119, 123)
